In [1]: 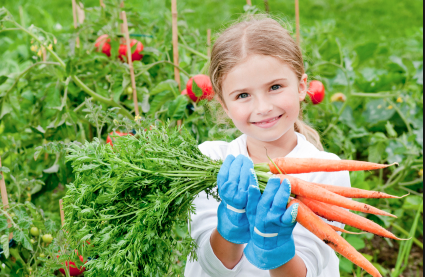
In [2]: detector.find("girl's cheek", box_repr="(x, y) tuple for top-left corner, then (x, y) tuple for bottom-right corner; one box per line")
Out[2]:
(227, 102), (250, 124)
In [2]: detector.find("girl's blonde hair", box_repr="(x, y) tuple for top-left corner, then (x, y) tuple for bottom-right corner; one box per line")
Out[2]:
(209, 14), (323, 151)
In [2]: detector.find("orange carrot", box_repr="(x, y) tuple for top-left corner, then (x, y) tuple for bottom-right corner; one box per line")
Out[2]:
(279, 175), (396, 218)
(328, 224), (366, 235)
(310, 182), (404, 199)
(298, 196), (408, 241)
(288, 199), (382, 277)
(269, 157), (397, 174)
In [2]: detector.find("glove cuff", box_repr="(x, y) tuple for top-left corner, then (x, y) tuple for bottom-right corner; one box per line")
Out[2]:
(217, 202), (250, 244)
(243, 237), (296, 270)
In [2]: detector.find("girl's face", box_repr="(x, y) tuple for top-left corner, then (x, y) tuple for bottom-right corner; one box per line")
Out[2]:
(221, 54), (308, 142)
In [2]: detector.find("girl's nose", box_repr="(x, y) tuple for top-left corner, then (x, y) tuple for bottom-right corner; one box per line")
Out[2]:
(255, 97), (273, 115)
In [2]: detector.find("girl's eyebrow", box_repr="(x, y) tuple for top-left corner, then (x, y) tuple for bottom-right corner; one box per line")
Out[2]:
(228, 78), (288, 96)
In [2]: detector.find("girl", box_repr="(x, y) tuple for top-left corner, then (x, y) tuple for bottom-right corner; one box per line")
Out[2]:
(184, 15), (351, 277)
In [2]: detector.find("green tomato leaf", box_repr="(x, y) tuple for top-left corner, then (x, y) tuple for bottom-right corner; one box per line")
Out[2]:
(0, 101), (13, 119)
(149, 90), (173, 114)
(385, 121), (398, 138)
(368, 141), (387, 163)
(25, 202), (45, 230)
(113, 86), (124, 103)
(0, 76), (7, 86)
(14, 230), (33, 251)
(362, 99), (396, 124)
(192, 80), (203, 98)
(66, 59), (75, 76)
(355, 42), (378, 65)
(8, 92), (20, 112)
(0, 216), (8, 232)
(168, 95), (188, 120)
(0, 166), (10, 174)
(150, 80), (178, 96)
(339, 256), (353, 273)
(44, 219), (58, 234)
(0, 8), (8, 21)
(17, 218), (31, 230)
(403, 195), (423, 210)
(346, 236), (365, 250)
(1, 235), (9, 259)
(34, 146), (44, 161)
(413, 129), (423, 147)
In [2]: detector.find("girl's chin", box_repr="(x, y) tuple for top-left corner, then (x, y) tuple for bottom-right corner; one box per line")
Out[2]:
(244, 125), (292, 142)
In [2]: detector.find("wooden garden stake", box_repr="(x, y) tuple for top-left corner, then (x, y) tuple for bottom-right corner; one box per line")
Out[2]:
(59, 199), (65, 227)
(99, 0), (105, 8)
(0, 157), (13, 240)
(171, 0), (181, 91)
(76, 2), (85, 25)
(119, 1), (125, 44)
(246, 0), (252, 5)
(295, 0), (300, 46)
(207, 29), (212, 58)
(264, 0), (270, 13)
(72, 0), (80, 48)
(42, 46), (46, 62)
(171, 0), (182, 128)
(121, 11), (140, 117)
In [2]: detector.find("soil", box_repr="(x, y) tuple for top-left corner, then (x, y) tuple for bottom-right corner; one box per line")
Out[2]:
(362, 235), (423, 277)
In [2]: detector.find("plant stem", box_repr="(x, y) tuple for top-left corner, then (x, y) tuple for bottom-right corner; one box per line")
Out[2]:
(134, 60), (190, 78)
(399, 178), (423, 186)
(10, 20), (66, 68)
(254, 163), (270, 173)
(351, 92), (400, 98)
(72, 76), (133, 119)
(179, 43), (209, 60)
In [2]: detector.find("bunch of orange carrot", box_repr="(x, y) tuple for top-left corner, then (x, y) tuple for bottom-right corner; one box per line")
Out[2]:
(253, 158), (409, 277)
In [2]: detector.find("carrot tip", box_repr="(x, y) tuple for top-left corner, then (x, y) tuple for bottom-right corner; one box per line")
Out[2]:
(389, 162), (399, 167)
(396, 237), (412, 241)
(399, 193), (410, 198)
(344, 231), (368, 235)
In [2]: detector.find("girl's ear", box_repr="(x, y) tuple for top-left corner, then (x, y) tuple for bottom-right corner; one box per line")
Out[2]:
(298, 73), (308, 101)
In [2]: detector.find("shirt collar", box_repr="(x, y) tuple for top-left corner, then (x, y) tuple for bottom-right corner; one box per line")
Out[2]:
(232, 132), (305, 158)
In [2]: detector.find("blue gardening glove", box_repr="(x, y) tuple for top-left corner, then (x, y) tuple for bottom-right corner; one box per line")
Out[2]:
(217, 154), (257, 244)
(244, 177), (300, 270)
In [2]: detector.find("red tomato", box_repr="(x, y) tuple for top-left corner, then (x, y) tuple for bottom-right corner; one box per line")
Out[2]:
(186, 74), (215, 102)
(57, 251), (86, 276)
(106, 131), (130, 147)
(118, 39), (144, 62)
(94, 34), (111, 57)
(59, 261), (85, 276)
(307, 80), (325, 105)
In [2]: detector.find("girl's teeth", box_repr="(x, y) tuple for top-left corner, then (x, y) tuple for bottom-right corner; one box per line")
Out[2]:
(257, 116), (278, 124)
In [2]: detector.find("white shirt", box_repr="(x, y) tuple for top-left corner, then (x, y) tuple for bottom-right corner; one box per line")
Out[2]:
(184, 132), (351, 277)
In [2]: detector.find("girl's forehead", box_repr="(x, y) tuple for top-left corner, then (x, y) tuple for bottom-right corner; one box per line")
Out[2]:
(222, 55), (297, 92)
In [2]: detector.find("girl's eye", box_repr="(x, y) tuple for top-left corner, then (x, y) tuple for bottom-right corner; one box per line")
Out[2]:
(271, 84), (281, 91)
(237, 93), (249, 99)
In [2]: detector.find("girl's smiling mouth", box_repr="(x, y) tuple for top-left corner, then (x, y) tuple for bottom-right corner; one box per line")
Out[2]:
(251, 114), (284, 128)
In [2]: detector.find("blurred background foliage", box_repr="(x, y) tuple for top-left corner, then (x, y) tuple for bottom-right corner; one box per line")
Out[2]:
(0, 0), (423, 276)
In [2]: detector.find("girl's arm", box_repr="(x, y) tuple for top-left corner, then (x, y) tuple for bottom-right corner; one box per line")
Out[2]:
(269, 255), (307, 277)
(210, 228), (244, 269)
